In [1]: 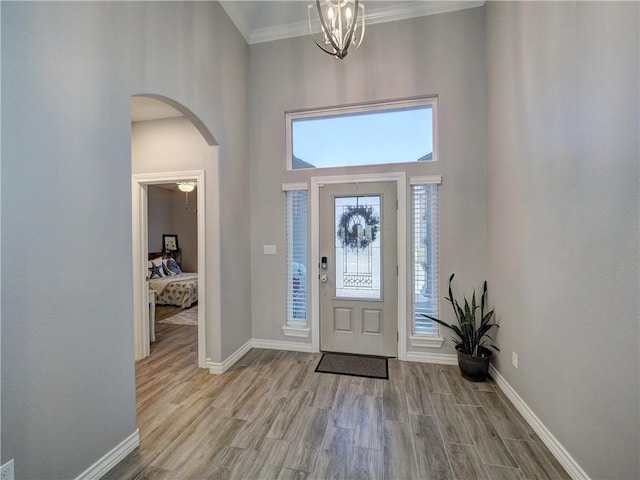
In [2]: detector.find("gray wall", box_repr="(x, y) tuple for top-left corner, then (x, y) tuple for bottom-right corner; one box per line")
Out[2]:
(249, 7), (488, 352)
(1, 2), (249, 478)
(148, 186), (174, 254)
(485, 2), (639, 479)
(148, 185), (198, 273)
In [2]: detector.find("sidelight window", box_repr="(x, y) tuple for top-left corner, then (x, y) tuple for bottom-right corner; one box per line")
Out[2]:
(411, 178), (440, 338)
(284, 186), (308, 333)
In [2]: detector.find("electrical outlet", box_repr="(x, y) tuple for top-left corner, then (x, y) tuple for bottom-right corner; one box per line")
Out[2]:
(1, 459), (14, 480)
(512, 352), (518, 369)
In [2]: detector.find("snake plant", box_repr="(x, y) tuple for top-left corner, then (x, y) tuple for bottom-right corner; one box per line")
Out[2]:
(422, 273), (499, 357)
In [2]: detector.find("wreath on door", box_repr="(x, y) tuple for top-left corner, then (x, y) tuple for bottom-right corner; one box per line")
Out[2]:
(337, 205), (380, 251)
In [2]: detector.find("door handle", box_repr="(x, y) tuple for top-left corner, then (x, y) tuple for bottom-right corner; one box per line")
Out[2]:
(320, 274), (328, 283)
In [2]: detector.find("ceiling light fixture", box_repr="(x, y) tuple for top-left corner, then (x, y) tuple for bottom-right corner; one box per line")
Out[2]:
(308, 0), (365, 60)
(177, 182), (195, 193)
(177, 182), (196, 210)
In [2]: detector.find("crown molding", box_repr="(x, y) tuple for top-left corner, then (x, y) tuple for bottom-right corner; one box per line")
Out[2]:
(222, 1), (485, 45)
(363, 0), (485, 26)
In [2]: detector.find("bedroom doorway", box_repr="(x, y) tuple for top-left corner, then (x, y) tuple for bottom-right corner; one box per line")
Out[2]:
(133, 171), (208, 367)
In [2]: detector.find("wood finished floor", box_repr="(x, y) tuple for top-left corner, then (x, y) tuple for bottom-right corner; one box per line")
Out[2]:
(104, 306), (569, 480)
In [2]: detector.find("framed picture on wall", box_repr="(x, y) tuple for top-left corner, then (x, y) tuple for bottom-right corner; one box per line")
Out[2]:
(163, 234), (179, 252)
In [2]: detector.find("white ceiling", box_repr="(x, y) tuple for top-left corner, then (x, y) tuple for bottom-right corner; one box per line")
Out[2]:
(220, 0), (484, 44)
(131, 1), (483, 122)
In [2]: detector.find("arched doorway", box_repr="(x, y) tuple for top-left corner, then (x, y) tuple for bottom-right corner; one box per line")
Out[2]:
(131, 95), (221, 369)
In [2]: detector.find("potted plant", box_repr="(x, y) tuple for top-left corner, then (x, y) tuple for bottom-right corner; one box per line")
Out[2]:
(423, 273), (499, 381)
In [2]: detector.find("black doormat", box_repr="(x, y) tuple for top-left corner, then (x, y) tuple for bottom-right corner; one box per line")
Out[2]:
(315, 352), (389, 380)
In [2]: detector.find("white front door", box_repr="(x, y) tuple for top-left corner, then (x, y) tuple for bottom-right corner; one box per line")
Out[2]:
(319, 182), (398, 357)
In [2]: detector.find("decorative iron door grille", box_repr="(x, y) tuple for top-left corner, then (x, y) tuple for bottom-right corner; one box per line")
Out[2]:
(334, 195), (382, 300)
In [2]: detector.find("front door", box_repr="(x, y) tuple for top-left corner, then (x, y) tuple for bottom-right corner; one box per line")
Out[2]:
(319, 182), (398, 357)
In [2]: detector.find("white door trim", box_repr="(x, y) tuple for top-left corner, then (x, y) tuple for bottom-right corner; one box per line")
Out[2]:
(132, 169), (210, 368)
(310, 172), (407, 360)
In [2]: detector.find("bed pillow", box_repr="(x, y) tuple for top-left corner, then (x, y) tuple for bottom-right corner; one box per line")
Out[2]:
(163, 257), (182, 276)
(148, 257), (168, 278)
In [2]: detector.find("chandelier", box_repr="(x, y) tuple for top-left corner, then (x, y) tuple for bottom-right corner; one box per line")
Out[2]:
(308, 0), (365, 60)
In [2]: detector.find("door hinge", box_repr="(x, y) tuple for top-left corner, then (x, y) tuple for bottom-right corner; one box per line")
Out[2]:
(396, 198), (399, 210)
(397, 265), (399, 276)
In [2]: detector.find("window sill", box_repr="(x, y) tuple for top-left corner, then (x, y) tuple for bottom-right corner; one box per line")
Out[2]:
(409, 335), (445, 348)
(282, 324), (310, 338)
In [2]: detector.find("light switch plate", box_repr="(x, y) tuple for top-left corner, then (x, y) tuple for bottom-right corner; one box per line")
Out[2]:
(263, 245), (277, 255)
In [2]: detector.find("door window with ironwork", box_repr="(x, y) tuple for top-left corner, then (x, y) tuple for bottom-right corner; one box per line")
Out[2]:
(334, 195), (382, 300)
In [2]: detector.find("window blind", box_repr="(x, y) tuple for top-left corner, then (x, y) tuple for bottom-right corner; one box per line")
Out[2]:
(286, 190), (308, 326)
(411, 184), (439, 336)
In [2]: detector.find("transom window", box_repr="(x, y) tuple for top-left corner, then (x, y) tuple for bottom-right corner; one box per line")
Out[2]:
(286, 97), (437, 170)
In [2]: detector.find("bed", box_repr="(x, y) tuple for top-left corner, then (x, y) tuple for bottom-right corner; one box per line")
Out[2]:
(147, 252), (198, 309)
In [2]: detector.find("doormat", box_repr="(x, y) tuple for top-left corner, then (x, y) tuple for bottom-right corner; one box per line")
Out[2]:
(158, 306), (198, 325)
(315, 352), (388, 380)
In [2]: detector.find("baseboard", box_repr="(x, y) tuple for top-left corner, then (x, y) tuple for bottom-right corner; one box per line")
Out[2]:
(405, 351), (458, 365)
(207, 339), (253, 374)
(252, 338), (315, 353)
(489, 365), (590, 480)
(207, 338), (314, 374)
(75, 429), (139, 480)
